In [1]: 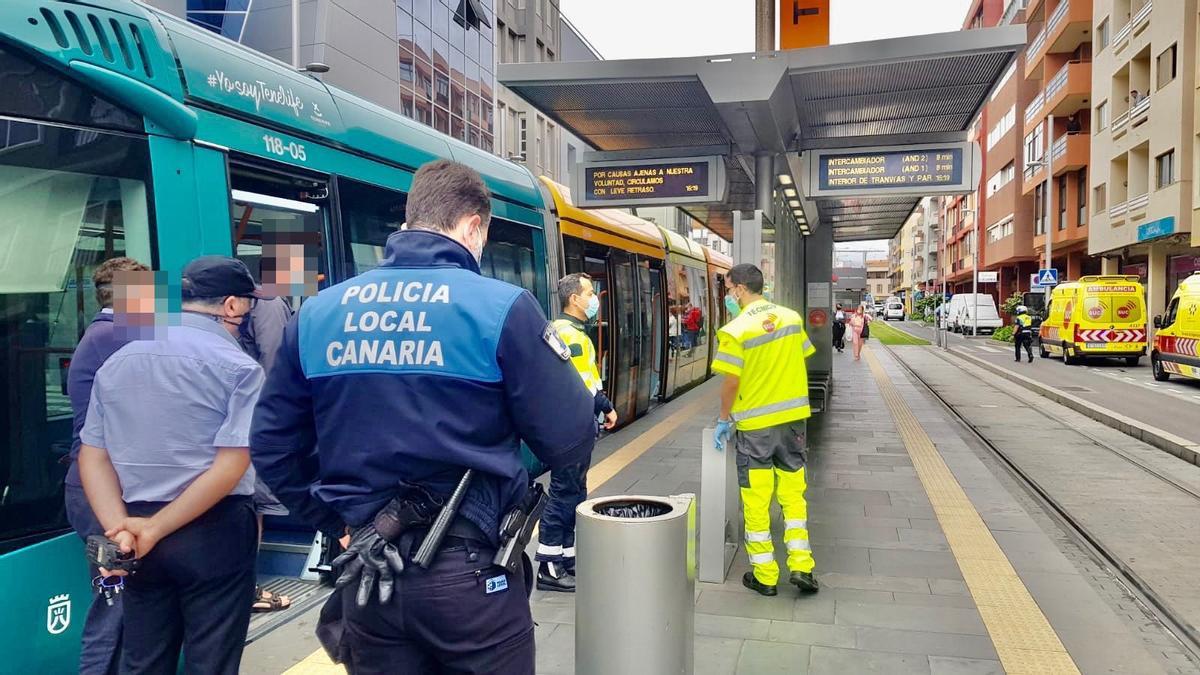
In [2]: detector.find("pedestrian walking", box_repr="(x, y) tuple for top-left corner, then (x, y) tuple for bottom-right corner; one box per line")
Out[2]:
(712, 264), (819, 598)
(1013, 305), (1034, 363)
(536, 273), (618, 592)
(65, 256), (149, 675)
(848, 305), (871, 361)
(832, 304), (847, 353)
(250, 159), (596, 673)
(78, 256), (266, 674)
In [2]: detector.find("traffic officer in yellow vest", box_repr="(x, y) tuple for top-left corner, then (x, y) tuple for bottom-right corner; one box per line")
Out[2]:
(1013, 305), (1034, 363)
(712, 263), (819, 596)
(535, 273), (618, 591)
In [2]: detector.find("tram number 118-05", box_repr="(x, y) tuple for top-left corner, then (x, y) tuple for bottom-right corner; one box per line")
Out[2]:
(262, 134), (307, 161)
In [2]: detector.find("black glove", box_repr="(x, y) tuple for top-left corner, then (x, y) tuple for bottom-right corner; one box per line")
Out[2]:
(331, 525), (406, 607)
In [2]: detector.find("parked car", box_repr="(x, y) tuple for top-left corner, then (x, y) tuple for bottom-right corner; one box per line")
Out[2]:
(1152, 272), (1200, 380)
(873, 302), (885, 316)
(884, 302), (905, 321)
(1041, 275), (1147, 366)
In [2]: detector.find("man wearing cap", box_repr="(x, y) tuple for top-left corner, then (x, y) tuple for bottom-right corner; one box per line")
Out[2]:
(78, 256), (265, 674)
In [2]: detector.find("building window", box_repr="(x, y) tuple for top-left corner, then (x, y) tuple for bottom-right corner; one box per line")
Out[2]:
(1057, 176), (1067, 230)
(1157, 44), (1177, 90)
(990, 63), (1016, 101)
(1077, 169), (1087, 226)
(987, 105), (1016, 150)
(1025, 123), (1044, 169)
(1034, 183), (1046, 235)
(1157, 149), (1175, 189)
(1097, 18), (1109, 51)
(516, 111), (527, 160)
(1095, 101), (1109, 131)
(987, 161), (1016, 195)
(1093, 183), (1106, 214)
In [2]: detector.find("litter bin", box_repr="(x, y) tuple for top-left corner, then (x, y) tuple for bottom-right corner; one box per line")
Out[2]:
(575, 494), (695, 675)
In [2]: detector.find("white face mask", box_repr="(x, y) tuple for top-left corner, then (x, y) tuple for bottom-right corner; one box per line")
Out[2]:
(468, 224), (487, 264)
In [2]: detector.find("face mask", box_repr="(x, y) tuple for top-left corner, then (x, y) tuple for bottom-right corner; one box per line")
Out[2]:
(584, 295), (600, 320)
(724, 294), (740, 317)
(468, 224), (487, 264)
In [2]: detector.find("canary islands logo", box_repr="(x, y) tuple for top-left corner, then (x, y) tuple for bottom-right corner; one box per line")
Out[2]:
(47, 594), (70, 635)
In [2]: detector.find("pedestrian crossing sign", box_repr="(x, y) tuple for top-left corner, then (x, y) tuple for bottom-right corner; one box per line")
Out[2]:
(1036, 269), (1058, 287)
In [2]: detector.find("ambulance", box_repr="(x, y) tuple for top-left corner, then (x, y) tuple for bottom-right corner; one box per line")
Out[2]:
(1151, 273), (1200, 381)
(1038, 275), (1147, 366)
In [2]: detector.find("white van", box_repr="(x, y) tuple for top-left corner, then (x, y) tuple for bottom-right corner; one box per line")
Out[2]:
(950, 293), (1002, 335)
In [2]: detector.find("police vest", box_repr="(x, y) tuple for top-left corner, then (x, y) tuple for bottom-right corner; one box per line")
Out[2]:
(712, 299), (816, 431)
(1015, 315), (1032, 332)
(552, 318), (601, 395)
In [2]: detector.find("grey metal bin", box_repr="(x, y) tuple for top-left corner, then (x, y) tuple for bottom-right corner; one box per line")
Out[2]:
(575, 494), (696, 675)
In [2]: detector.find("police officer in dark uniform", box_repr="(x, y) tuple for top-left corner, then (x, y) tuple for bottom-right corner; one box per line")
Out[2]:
(250, 159), (596, 673)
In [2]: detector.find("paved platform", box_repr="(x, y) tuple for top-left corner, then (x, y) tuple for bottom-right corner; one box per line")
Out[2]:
(242, 344), (1198, 674)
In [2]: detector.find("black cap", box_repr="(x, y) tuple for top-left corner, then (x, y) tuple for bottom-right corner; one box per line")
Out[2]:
(181, 256), (268, 300)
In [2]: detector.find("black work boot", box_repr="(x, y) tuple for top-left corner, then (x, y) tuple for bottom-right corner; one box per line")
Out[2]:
(741, 571), (777, 597)
(790, 571), (819, 594)
(537, 562), (576, 593)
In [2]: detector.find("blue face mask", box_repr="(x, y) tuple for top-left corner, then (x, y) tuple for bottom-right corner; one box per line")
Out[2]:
(584, 295), (600, 320)
(724, 294), (740, 317)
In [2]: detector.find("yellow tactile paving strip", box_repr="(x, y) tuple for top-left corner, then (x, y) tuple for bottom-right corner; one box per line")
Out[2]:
(864, 347), (1080, 675)
(280, 391), (717, 674)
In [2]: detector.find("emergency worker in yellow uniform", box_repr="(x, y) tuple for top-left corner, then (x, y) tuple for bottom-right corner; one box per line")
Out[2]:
(535, 273), (618, 591)
(1013, 305), (1034, 363)
(712, 264), (819, 596)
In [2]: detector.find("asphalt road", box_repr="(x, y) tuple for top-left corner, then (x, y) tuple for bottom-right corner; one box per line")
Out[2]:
(889, 319), (1200, 445)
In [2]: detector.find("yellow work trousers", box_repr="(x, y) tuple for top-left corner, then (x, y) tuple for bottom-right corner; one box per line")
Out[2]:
(740, 466), (813, 585)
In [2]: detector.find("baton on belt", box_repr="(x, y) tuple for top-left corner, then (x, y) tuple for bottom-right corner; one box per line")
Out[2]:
(412, 469), (474, 569)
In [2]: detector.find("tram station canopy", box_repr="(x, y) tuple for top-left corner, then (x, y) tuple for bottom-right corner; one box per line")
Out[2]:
(499, 26), (1025, 242)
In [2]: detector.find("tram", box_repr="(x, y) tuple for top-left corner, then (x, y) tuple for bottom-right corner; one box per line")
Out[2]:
(0, 1), (731, 669)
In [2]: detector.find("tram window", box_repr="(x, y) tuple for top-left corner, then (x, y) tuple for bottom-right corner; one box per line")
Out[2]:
(0, 46), (140, 133)
(0, 120), (153, 551)
(229, 163), (331, 305)
(480, 220), (543, 302)
(337, 177), (407, 276)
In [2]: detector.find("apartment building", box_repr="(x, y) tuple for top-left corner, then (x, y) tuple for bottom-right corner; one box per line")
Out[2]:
(1021, 0), (1099, 294)
(889, 209), (918, 304)
(867, 259), (890, 303)
(1089, 0), (1199, 320)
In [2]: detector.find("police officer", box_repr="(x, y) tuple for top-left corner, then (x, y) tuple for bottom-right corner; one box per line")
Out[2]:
(535, 273), (617, 592)
(1014, 305), (1035, 363)
(712, 264), (819, 597)
(250, 159), (596, 673)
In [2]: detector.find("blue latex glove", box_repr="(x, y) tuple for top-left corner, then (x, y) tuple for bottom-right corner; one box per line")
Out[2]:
(714, 418), (734, 452)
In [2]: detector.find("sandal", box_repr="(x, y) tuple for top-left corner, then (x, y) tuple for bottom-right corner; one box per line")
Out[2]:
(252, 585), (292, 613)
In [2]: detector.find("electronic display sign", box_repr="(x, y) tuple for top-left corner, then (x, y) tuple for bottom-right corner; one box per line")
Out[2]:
(805, 142), (980, 199)
(573, 156), (725, 207)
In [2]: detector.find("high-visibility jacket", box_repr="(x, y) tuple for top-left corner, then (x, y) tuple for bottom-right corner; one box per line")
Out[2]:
(1014, 314), (1033, 335)
(553, 317), (602, 395)
(712, 298), (816, 431)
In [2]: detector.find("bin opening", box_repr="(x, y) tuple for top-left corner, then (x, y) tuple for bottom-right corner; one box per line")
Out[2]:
(592, 499), (672, 519)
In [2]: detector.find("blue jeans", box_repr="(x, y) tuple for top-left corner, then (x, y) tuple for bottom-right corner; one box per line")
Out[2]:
(64, 477), (124, 675)
(535, 461), (590, 564)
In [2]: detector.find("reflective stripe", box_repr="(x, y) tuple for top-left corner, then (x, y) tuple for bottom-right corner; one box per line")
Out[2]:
(748, 552), (775, 565)
(745, 530), (772, 543)
(732, 397), (811, 422)
(536, 544), (563, 556)
(563, 547), (575, 558)
(743, 324), (803, 349)
(802, 339), (815, 353)
(785, 539), (811, 552)
(785, 519), (808, 530)
(714, 352), (744, 368)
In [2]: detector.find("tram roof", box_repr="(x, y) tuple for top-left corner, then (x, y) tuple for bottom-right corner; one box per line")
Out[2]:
(540, 178), (667, 258)
(499, 26), (1025, 242)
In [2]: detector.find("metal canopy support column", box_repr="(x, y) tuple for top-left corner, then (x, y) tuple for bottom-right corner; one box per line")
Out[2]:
(733, 210), (763, 268)
(803, 223), (834, 412)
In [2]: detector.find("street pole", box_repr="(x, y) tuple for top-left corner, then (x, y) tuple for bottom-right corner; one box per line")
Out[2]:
(1043, 114), (1055, 304)
(972, 234), (978, 337)
(939, 208), (949, 350)
(292, 0), (300, 68)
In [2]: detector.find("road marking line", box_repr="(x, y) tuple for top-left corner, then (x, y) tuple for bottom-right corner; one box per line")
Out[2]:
(864, 347), (1081, 675)
(281, 390), (717, 674)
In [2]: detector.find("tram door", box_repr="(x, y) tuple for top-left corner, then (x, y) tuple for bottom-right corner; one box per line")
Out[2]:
(608, 250), (638, 422)
(634, 260), (660, 414)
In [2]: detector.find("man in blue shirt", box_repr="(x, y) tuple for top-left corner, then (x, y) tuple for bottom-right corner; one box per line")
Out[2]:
(251, 159), (596, 673)
(78, 256), (266, 675)
(65, 256), (149, 675)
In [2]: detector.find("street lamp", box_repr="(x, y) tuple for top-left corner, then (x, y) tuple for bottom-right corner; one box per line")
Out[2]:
(1026, 113), (1055, 307)
(962, 207), (980, 339)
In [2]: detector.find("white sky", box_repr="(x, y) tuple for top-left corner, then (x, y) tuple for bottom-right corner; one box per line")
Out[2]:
(560, 0), (975, 60)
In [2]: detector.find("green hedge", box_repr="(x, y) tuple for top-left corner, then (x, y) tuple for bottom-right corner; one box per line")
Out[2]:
(991, 325), (1015, 343)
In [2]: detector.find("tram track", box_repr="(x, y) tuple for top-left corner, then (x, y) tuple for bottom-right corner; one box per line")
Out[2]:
(879, 343), (1200, 665)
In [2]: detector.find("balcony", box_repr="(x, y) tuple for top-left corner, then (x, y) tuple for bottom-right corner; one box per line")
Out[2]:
(1130, 94), (1151, 127)
(1044, 60), (1091, 117)
(1024, 0), (1091, 77)
(1128, 191), (1149, 216)
(1112, 110), (1130, 138)
(1132, 0), (1153, 36)
(1109, 200), (1128, 222)
(1114, 19), (1133, 53)
(1051, 132), (1090, 174)
(1024, 90), (1045, 128)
